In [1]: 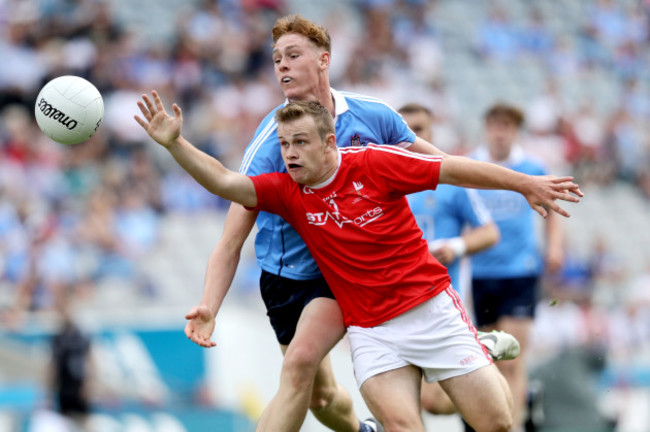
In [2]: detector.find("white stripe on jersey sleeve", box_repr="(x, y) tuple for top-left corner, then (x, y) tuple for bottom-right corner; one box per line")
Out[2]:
(239, 119), (278, 174)
(340, 143), (443, 163)
(465, 188), (493, 224)
(338, 91), (406, 117)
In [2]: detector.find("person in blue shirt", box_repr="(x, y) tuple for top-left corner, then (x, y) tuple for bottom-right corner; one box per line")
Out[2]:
(401, 103), (500, 297)
(400, 103), (505, 417)
(469, 103), (564, 431)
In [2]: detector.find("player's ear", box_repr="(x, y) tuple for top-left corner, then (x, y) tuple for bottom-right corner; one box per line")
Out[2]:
(325, 133), (336, 150)
(319, 51), (330, 69)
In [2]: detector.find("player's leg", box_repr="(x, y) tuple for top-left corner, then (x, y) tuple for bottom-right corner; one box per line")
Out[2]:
(493, 316), (533, 428)
(257, 296), (348, 431)
(360, 365), (425, 432)
(473, 276), (537, 429)
(308, 350), (363, 431)
(439, 364), (513, 432)
(420, 380), (457, 415)
(421, 330), (520, 416)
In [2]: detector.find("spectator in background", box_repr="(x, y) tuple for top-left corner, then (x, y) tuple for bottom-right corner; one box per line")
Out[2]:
(49, 297), (93, 431)
(476, 6), (520, 61)
(606, 106), (646, 183)
(520, 9), (554, 57)
(468, 103), (564, 431)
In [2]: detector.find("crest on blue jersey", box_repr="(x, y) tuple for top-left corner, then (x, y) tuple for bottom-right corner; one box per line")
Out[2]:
(350, 133), (366, 146)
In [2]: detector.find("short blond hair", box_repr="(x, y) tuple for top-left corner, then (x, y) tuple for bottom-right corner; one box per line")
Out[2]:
(275, 100), (335, 142)
(272, 14), (331, 53)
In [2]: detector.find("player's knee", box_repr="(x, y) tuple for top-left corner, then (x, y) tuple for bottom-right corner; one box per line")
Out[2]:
(421, 383), (456, 415)
(282, 346), (321, 387)
(309, 383), (336, 412)
(380, 411), (422, 432)
(472, 410), (512, 432)
(420, 395), (455, 415)
(420, 391), (439, 415)
(487, 415), (512, 432)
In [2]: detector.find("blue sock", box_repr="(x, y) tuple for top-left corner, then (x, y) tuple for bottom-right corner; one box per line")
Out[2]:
(359, 421), (374, 432)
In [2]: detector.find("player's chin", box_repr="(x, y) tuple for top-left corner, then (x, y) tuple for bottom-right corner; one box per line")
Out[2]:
(282, 87), (302, 100)
(288, 171), (303, 183)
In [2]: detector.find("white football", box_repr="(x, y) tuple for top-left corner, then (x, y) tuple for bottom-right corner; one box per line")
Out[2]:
(34, 75), (104, 145)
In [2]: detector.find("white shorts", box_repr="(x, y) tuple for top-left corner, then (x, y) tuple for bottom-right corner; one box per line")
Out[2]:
(347, 286), (492, 388)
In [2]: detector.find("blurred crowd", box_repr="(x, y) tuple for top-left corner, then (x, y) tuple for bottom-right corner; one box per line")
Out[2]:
(0, 0), (649, 394)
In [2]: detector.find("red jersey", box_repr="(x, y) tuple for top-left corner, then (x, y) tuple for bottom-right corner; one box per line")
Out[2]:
(251, 145), (451, 327)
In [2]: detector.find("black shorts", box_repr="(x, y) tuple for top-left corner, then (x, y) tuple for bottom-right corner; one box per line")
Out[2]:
(471, 276), (539, 327)
(260, 270), (336, 345)
(57, 392), (89, 416)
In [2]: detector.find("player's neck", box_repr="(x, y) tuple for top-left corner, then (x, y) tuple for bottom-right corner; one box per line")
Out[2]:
(488, 148), (511, 163)
(304, 152), (339, 188)
(290, 82), (334, 118)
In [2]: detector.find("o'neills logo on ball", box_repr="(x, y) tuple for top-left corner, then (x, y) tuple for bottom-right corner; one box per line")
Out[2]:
(38, 98), (79, 130)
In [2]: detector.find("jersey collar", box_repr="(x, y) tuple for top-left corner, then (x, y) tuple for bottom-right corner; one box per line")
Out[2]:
(282, 88), (349, 120)
(330, 88), (349, 119)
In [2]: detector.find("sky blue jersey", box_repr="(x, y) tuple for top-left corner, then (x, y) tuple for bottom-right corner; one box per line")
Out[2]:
(407, 185), (492, 291)
(469, 147), (547, 279)
(239, 89), (416, 279)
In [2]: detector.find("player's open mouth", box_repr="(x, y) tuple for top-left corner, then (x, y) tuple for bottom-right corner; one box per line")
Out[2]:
(288, 163), (301, 169)
(282, 77), (292, 83)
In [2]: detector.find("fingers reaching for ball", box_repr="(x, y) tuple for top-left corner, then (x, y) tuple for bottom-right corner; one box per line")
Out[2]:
(134, 90), (183, 148)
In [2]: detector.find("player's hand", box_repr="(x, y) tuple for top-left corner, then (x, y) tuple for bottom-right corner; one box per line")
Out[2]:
(522, 175), (583, 218)
(134, 90), (183, 149)
(430, 245), (456, 265)
(184, 305), (217, 348)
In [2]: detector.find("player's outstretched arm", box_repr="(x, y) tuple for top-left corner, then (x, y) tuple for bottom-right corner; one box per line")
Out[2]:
(185, 203), (258, 348)
(134, 90), (257, 208)
(439, 155), (583, 218)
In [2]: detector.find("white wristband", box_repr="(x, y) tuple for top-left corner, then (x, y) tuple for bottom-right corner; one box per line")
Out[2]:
(446, 237), (467, 258)
(427, 237), (466, 258)
(427, 239), (445, 253)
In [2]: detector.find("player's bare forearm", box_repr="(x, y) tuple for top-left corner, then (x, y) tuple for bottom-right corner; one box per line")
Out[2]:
(184, 204), (258, 349)
(463, 222), (500, 255)
(439, 155), (583, 218)
(201, 204), (258, 317)
(167, 136), (258, 207)
(440, 155), (528, 190)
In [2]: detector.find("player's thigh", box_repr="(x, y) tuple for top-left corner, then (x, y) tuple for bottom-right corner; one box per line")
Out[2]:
(281, 297), (346, 368)
(439, 364), (512, 431)
(360, 365), (425, 431)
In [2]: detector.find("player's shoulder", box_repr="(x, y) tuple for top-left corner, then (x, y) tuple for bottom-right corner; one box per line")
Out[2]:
(256, 102), (284, 129)
(337, 90), (396, 114)
(517, 154), (547, 175)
